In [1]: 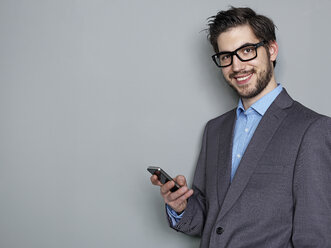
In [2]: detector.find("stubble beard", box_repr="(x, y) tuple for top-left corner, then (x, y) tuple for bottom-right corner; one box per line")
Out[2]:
(224, 60), (273, 99)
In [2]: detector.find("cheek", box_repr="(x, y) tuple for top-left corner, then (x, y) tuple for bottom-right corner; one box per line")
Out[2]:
(221, 68), (231, 78)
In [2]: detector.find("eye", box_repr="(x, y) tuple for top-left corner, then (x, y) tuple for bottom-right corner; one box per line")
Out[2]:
(220, 54), (231, 61)
(243, 47), (254, 54)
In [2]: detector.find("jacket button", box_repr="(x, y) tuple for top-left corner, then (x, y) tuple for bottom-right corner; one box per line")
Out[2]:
(216, 227), (224, 235)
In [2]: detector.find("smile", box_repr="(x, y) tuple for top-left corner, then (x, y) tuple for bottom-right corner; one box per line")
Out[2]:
(237, 74), (252, 81)
(234, 73), (253, 84)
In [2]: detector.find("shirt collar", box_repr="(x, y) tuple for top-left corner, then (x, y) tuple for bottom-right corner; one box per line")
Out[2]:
(236, 84), (283, 118)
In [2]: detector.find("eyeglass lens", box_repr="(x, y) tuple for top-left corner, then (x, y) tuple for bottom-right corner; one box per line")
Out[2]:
(216, 45), (257, 67)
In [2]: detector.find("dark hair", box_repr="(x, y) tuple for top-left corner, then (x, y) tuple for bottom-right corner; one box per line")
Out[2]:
(208, 7), (277, 67)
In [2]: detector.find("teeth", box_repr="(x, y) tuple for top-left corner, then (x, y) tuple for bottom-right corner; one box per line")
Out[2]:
(236, 74), (251, 81)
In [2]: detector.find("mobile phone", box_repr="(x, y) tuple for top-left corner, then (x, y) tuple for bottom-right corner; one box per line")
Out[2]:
(147, 166), (180, 192)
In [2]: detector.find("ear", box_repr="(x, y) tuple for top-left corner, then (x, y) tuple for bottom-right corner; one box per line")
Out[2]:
(267, 40), (278, 62)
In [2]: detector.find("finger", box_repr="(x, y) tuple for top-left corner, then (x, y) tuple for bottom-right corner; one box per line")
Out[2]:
(175, 175), (187, 187)
(150, 175), (162, 186)
(166, 185), (190, 202)
(160, 180), (175, 195)
(171, 189), (194, 207)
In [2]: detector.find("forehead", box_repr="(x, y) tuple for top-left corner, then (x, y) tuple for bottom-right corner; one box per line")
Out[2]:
(216, 24), (259, 52)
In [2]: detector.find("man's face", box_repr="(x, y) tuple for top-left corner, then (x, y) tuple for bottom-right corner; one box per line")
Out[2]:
(217, 25), (277, 99)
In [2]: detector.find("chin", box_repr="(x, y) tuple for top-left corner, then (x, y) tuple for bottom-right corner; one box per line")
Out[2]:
(235, 84), (260, 99)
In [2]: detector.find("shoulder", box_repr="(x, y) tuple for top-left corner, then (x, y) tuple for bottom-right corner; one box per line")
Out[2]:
(285, 100), (331, 148)
(274, 88), (324, 123)
(289, 100), (329, 127)
(205, 108), (236, 128)
(300, 111), (331, 139)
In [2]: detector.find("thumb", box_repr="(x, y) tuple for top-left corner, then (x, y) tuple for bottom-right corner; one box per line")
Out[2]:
(176, 175), (187, 187)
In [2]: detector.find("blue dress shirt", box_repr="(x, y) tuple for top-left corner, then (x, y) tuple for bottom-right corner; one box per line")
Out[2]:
(167, 84), (283, 225)
(231, 84), (283, 181)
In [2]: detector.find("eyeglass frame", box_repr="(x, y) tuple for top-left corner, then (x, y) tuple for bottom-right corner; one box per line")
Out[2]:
(211, 40), (267, 68)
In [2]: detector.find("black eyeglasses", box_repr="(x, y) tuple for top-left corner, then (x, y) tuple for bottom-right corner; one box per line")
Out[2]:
(212, 41), (266, 68)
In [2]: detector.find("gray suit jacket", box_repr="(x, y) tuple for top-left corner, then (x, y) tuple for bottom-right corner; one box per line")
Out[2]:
(170, 89), (331, 247)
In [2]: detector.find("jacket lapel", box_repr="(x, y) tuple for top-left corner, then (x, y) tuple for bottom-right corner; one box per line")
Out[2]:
(218, 89), (294, 219)
(216, 110), (236, 207)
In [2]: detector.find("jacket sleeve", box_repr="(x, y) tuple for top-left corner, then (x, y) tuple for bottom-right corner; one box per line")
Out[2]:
(292, 116), (331, 247)
(168, 123), (209, 236)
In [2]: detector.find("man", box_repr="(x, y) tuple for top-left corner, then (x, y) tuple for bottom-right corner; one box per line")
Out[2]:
(150, 7), (331, 247)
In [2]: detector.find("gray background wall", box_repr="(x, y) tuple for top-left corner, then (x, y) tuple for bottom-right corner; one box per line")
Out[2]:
(1, 0), (330, 247)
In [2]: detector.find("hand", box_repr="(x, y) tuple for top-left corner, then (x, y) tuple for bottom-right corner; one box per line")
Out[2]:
(150, 174), (194, 213)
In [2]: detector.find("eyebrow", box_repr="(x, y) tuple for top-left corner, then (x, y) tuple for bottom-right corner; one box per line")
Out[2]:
(220, 42), (256, 53)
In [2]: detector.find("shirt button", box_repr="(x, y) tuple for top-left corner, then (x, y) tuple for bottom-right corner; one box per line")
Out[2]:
(216, 227), (224, 235)
(237, 154), (241, 158)
(245, 128), (249, 132)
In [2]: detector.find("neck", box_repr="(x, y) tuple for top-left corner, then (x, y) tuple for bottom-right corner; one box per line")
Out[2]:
(242, 77), (277, 110)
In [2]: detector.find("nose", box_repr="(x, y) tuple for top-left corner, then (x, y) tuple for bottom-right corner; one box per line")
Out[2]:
(231, 54), (245, 72)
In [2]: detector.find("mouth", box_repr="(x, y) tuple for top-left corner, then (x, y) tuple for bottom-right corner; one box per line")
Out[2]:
(233, 72), (253, 85)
